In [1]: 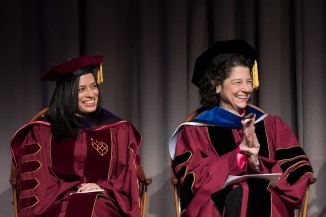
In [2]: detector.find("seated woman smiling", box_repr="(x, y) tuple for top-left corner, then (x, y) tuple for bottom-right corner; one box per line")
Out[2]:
(169, 40), (314, 217)
(11, 56), (143, 217)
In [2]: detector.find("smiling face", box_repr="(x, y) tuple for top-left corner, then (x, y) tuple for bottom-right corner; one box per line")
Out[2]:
(78, 73), (99, 114)
(215, 65), (253, 115)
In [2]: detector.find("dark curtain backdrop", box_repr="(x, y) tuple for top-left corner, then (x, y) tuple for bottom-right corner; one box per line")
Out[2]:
(1, 0), (325, 216)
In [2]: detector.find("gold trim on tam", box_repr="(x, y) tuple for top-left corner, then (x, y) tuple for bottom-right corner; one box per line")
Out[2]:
(252, 60), (259, 89)
(97, 63), (103, 84)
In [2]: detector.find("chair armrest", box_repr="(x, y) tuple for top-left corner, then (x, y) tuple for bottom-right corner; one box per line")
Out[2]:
(10, 161), (17, 187)
(136, 165), (152, 186)
(308, 177), (316, 185)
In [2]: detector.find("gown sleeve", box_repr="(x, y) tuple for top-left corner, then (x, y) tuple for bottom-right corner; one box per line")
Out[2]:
(265, 115), (314, 209)
(12, 124), (60, 217)
(173, 125), (244, 216)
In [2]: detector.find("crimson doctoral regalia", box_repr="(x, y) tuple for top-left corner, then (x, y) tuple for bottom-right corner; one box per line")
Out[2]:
(11, 108), (142, 217)
(169, 105), (313, 217)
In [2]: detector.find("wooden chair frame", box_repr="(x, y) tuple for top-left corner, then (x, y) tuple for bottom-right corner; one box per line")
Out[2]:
(171, 107), (316, 217)
(298, 177), (316, 217)
(10, 108), (152, 217)
(171, 164), (181, 217)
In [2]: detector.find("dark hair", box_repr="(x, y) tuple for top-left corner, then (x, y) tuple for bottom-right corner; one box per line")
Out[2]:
(48, 72), (102, 142)
(198, 55), (254, 107)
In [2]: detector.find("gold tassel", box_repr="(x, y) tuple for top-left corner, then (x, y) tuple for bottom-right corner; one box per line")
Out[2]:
(97, 63), (103, 84)
(252, 60), (259, 89)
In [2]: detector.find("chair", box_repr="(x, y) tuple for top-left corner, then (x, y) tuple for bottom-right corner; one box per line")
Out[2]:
(137, 164), (153, 217)
(298, 177), (317, 217)
(171, 164), (181, 217)
(171, 106), (207, 217)
(171, 107), (316, 217)
(10, 108), (152, 217)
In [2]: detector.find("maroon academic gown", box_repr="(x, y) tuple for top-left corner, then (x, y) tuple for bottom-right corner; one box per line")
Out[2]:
(11, 109), (142, 217)
(170, 106), (313, 217)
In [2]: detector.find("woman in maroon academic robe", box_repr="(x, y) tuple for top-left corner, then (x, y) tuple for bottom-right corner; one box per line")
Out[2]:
(169, 40), (313, 217)
(11, 56), (142, 217)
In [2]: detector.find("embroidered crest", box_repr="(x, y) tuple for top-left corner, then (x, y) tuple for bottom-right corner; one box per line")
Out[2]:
(91, 138), (108, 156)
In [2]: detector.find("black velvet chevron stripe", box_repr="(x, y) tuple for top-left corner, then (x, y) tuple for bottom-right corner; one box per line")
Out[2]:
(246, 179), (271, 217)
(211, 186), (233, 215)
(174, 151), (192, 167)
(180, 185), (194, 212)
(208, 126), (236, 156)
(280, 157), (310, 172)
(183, 173), (195, 192)
(176, 165), (187, 179)
(275, 147), (306, 161)
(286, 165), (313, 185)
(207, 122), (269, 158)
(255, 121), (269, 158)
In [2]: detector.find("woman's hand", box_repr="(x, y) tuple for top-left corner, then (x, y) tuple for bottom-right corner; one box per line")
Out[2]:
(239, 114), (261, 169)
(77, 183), (102, 192)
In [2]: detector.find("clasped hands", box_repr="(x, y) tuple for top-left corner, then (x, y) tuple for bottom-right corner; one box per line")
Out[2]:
(239, 113), (261, 169)
(77, 183), (102, 192)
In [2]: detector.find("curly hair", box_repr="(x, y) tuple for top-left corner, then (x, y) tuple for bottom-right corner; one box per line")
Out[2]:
(198, 55), (254, 107)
